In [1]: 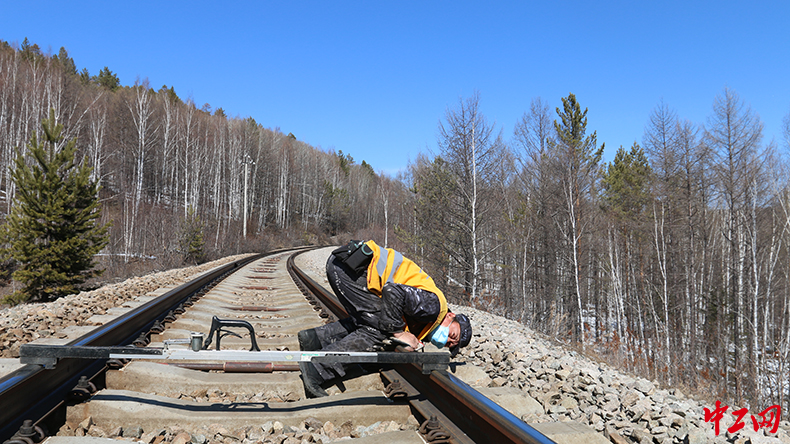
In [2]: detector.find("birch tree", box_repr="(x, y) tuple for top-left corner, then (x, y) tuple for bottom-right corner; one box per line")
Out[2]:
(124, 79), (157, 261)
(276, 134), (294, 229)
(675, 119), (710, 382)
(86, 91), (108, 183)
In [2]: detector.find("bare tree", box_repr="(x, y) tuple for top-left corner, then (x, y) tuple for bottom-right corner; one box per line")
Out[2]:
(0, 47), (21, 212)
(705, 87), (766, 403)
(437, 92), (505, 307)
(513, 97), (560, 325)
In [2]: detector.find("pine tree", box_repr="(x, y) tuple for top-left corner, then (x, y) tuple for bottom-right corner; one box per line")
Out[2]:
(601, 142), (652, 222)
(178, 206), (206, 265)
(95, 66), (120, 91)
(55, 47), (77, 76)
(0, 110), (110, 304)
(548, 93), (604, 345)
(321, 181), (350, 235)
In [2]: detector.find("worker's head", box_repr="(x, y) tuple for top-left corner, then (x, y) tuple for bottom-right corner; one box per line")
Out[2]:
(440, 312), (472, 357)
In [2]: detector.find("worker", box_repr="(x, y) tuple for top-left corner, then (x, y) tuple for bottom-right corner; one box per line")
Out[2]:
(297, 240), (472, 397)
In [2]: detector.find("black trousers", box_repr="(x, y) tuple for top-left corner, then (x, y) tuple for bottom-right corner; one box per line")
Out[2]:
(308, 254), (388, 381)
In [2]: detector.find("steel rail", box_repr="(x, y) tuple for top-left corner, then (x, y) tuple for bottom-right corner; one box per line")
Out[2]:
(288, 250), (556, 444)
(0, 253), (265, 441)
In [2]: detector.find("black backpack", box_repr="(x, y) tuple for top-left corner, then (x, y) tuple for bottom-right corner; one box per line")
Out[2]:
(332, 240), (373, 273)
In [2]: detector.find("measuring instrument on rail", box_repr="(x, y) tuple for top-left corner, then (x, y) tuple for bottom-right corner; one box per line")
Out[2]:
(19, 316), (451, 373)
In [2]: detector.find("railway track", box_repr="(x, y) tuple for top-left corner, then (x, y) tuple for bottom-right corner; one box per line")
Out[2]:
(1, 248), (561, 444)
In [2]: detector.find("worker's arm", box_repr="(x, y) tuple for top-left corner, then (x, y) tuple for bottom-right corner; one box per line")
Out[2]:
(380, 283), (441, 330)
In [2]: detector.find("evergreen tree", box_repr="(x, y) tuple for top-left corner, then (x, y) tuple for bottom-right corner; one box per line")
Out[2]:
(321, 181), (350, 235)
(337, 150), (354, 177)
(20, 37), (42, 62)
(1, 110), (110, 304)
(78, 68), (91, 85)
(601, 142), (652, 222)
(408, 155), (458, 292)
(178, 206), (206, 265)
(548, 93), (604, 345)
(552, 93), (605, 170)
(55, 47), (77, 76)
(158, 85), (182, 104)
(95, 66), (120, 91)
(360, 160), (375, 178)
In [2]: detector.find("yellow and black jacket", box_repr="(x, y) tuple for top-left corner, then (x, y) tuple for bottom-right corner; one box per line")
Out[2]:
(364, 241), (448, 340)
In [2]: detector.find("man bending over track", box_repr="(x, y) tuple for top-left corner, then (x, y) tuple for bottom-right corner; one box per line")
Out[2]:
(297, 240), (472, 398)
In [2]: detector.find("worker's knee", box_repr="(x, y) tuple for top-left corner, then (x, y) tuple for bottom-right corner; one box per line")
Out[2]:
(297, 328), (322, 351)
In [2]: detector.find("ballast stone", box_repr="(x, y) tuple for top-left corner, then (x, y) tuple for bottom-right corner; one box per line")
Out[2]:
(477, 386), (543, 418)
(531, 421), (610, 444)
(633, 378), (656, 395)
(446, 361), (492, 386)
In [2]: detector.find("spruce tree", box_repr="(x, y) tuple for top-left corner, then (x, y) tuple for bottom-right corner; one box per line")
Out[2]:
(1, 110), (110, 304)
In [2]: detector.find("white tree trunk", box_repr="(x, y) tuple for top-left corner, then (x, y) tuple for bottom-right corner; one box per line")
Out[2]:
(653, 202), (671, 381)
(471, 111), (479, 307)
(124, 83), (154, 262)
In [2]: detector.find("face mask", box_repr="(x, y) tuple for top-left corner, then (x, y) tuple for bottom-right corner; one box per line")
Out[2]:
(430, 325), (450, 348)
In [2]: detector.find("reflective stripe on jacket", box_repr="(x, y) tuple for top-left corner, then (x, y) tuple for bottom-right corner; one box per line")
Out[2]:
(364, 240), (448, 340)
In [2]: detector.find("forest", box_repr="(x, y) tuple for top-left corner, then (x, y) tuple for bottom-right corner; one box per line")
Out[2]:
(1, 38), (790, 415)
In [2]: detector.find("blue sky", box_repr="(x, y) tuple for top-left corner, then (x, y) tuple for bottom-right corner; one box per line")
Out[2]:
(2, 1), (789, 176)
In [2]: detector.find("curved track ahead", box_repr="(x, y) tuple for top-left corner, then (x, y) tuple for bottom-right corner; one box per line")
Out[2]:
(1, 248), (555, 444)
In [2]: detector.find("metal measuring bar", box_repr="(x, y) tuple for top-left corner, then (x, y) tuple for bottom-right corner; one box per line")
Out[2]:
(19, 316), (452, 373)
(19, 343), (451, 373)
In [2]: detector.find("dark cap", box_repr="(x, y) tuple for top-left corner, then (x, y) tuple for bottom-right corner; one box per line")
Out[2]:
(450, 313), (472, 357)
